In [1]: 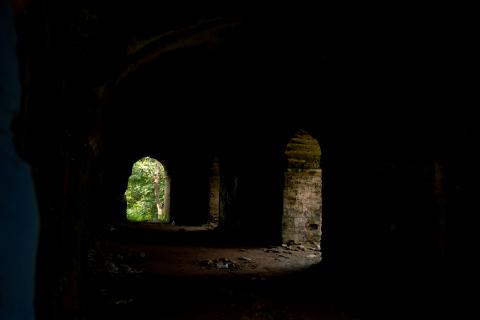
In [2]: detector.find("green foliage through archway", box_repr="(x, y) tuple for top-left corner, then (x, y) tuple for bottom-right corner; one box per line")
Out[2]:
(125, 157), (168, 222)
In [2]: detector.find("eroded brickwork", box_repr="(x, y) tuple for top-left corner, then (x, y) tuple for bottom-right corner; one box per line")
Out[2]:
(282, 131), (322, 245)
(209, 159), (220, 224)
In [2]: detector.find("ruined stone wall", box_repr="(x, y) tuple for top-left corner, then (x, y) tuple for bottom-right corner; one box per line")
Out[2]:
(208, 159), (220, 224)
(282, 130), (322, 245)
(283, 170), (322, 244)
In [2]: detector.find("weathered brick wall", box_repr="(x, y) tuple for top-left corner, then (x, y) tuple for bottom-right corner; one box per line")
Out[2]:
(282, 131), (322, 245)
(164, 175), (171, 222)
(209, 159), (220, 224)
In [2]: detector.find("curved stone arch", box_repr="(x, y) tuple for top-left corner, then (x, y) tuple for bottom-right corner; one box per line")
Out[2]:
(100, 17), (242, 223)
(115, 18), (244, 87)
(94, 18), (246, 144)
(282, 129), (322, 248)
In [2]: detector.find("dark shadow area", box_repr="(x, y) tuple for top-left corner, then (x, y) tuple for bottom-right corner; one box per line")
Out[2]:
(1, 1), (475, 319)
(85, 222), (329, 320)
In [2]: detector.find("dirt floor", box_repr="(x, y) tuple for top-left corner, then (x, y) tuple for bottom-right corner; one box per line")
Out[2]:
(84, 223), (358, 320)
(96, 223), (324, 277)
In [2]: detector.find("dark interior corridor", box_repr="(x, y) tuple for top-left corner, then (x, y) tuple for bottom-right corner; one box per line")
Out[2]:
(0, 1), (476, 319)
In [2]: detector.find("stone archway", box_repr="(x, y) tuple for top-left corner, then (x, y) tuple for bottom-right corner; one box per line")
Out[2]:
(125, 156), (171, 223)
(282, 130), (322, 247)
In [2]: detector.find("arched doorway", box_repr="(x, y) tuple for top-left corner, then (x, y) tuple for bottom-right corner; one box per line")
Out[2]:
(282, 130), (322, 248)
(125, 156), (171, 223)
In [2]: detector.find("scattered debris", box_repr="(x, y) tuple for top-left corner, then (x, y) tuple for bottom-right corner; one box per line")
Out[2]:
(264, 248), (281, 254)
(282, 245), (296, 251)
(306, 254), (318, 259)
(105, 261), (119, 273)
(87, 249), (96, 262)
(198, 258), (239, 270)
(216, 262), (229, 269)
(114, 298), (134, 305)
(104, 260), (143, 274)
(120, 264), (134, 273)
(298, 245), (306, 251)
(206, 222), (218, 230)
(277, 254), (289, 259)
(215, 258), (238, 270)
(120, 263), (143, 274)
(199, 259), (214, 266)
(239, 256), (252, 262)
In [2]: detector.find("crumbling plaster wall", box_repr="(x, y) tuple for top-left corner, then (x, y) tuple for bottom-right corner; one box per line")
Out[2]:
(282, 130), (322, 245)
